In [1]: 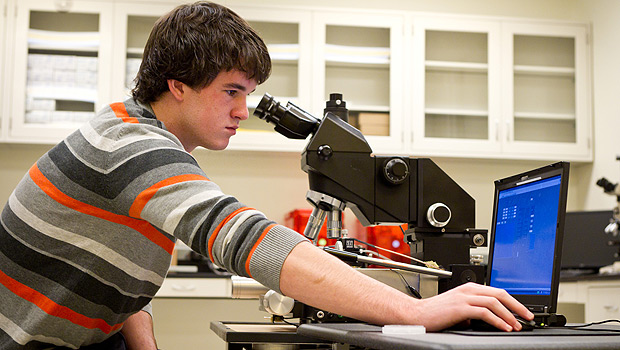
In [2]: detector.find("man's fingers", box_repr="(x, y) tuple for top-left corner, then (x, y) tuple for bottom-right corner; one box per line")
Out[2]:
(460, 283), (534, 319)
(465, 294), (517, 331)
(457, 284), (534, 331)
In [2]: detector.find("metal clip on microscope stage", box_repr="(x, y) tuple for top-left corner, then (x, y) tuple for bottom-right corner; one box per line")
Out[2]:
(252, 93), (487, 321)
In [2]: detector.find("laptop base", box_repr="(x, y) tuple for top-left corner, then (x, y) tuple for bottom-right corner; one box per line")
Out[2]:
(534, 313), (567, 327)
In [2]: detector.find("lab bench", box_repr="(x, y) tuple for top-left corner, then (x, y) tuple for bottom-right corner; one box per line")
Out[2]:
(152, 274), (266, 350)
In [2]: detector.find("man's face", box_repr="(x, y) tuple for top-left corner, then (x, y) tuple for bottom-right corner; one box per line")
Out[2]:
(175, 70), (257, 152)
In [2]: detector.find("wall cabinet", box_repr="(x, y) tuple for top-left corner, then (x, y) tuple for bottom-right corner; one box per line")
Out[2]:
(411, 16), (591, 161)
(411, 17), (502, 156)
(311, 10), (405, 153)
(501, 22), (590, 160)
(8, 0), (113, 143)
(0, 1), (592, 161)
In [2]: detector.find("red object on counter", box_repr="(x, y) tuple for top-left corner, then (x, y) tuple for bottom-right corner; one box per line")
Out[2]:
(284, 209), (340, 247)
(365, 224), (410, 263)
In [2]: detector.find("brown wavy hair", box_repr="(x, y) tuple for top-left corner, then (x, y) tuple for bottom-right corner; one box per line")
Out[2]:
(132, 1), (271, 103)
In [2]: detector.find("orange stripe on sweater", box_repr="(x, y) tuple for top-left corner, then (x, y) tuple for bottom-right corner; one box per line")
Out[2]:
(207, 207), (254, 263)
(29, 164), (174, 255)
(128, 174), (209, 218)
(244, 224), (277, 278)
(110, 102), (139, 124)
(0, 269), (123, 334)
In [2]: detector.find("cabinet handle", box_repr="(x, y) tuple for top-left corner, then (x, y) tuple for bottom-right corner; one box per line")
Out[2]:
(54, 0), (73, 12)
(171, 284), (197, 292)
(603, 305), (619, 312)
(506, 121), (512, 142)
(495, 120), (499, 142)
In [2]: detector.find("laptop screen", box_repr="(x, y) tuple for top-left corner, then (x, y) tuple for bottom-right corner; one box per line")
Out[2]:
(487, 162), (569, 313)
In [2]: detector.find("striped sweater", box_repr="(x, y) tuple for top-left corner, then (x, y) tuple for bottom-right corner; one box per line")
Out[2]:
(0, 99), (306, 349)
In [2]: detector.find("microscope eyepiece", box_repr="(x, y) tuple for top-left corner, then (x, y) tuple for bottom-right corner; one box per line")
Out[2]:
(254, 93), (283, 125)
(597, 177), (618, 194)
(253, 93), (320, 139)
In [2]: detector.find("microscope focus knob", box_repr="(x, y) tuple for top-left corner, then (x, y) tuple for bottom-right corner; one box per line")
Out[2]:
(427, 203), (451, 228)
(317, 144), (333, 160)
(262, 290), (295, 316)
(383, 158), (409, 185)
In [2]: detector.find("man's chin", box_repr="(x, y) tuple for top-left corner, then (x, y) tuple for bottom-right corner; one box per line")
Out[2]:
(204, 141), (230, 151)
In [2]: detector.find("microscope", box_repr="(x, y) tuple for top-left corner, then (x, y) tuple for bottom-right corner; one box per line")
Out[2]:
(596, 156), (620, 261)
(244, 93), (487, 322)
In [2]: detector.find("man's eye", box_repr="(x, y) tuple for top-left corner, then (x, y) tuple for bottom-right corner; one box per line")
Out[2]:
(226, 90), (237, 96)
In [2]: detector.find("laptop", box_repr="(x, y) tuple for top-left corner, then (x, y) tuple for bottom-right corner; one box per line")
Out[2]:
(486, 162), (570, 326)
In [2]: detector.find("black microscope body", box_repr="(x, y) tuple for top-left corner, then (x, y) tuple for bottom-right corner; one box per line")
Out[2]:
(254, 93), (486, 295)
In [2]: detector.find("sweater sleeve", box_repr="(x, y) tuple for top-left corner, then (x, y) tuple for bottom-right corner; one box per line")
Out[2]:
(129, 152), (308, 293)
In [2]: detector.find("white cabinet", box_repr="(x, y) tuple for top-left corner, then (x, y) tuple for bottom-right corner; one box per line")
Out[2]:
(312, 11), (405, 154)
(501, 22), (591, 160)
(8, 0), (113, 143)
(586, 286), (620, 322)
(0, 2), (592, 161)
(411, 16), (591, 161)
(155, 277), (232, 298)
(411, 17), (502, 157)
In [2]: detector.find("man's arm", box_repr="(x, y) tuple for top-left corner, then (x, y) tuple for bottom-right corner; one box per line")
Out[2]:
(280, 242), (533, 332)
(121, 311), (158, 350)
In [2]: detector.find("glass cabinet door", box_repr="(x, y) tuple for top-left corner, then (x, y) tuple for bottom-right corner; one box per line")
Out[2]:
(502, 23), (591, 159)
(411, 17), (501, 157)
(110, 3), (174, 102)
(10, 0), (113, 142)
(312, 11), (405, 153)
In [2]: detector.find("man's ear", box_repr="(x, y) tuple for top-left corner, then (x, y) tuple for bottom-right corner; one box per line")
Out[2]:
(167, 79), (185, 101)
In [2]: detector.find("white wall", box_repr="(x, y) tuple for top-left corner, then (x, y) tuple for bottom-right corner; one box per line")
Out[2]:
(572, 0), (620, 211)
(1, 0), (618, 234)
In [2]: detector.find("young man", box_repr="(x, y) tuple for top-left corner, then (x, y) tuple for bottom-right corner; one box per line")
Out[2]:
(0, 2), (532, 349)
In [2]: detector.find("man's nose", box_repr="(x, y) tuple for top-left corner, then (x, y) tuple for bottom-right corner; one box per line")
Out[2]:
(233, 98), (250, 120)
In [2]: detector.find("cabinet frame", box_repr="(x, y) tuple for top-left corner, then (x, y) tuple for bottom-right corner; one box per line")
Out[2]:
(501, 22), (591, 160)
(410, 16), (502, 157)
(410, 15), (591, 161)
(312, 10), (406, 154)
(0, 2), (593, 162)
(8, 0), (114, 143)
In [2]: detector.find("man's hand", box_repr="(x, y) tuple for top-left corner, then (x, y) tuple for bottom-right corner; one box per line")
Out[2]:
(410, 282), (534, 332)
(280, 242), (533, 332)
(121, 310), (158, 350)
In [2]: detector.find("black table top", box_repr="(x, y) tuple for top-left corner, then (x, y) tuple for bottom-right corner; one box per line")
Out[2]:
(296, 323), (620, 350)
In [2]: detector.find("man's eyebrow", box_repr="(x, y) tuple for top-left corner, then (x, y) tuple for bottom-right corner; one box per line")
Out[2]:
(224, 83), (248, 91)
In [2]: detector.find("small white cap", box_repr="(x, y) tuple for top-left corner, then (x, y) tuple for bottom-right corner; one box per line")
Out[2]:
(382, 325), (426, 336)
